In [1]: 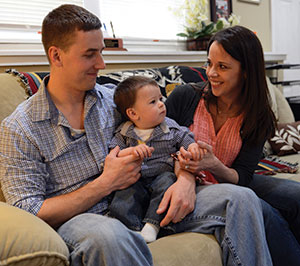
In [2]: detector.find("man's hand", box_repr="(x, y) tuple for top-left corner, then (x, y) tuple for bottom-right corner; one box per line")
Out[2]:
(100, 146), (142, 193)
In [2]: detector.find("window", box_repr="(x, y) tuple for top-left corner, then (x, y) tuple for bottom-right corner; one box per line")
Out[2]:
(99, 0), (185, 40)
(0, 0), (83, 28)
(0, 0), (185, 41)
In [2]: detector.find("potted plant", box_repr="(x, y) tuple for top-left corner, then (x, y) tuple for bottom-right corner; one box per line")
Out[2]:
(173, 0), (240, 50)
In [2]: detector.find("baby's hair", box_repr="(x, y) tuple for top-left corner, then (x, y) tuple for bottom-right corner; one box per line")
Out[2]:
(114, 76), (158, 120)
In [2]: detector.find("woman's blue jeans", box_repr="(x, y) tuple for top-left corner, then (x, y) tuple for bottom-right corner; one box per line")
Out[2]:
(248, 174), (300, 243)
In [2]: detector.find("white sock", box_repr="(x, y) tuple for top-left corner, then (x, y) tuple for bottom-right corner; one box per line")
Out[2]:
(140, 223), (160, 243)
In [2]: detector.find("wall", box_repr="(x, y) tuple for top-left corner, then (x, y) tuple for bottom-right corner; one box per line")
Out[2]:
(0, 62), (202, 74)
(0, 0), (273, 73)
(232, 0), (271, 51)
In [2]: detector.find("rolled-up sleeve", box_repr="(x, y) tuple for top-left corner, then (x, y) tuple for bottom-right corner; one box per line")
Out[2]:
(0, 119), (47, 215)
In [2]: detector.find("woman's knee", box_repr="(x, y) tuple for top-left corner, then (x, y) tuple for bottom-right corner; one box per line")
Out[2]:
(196, 184), (259, 204)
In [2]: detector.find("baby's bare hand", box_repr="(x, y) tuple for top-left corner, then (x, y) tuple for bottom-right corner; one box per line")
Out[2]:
(133, 144), (154, 159)
(187, 143), (207, 161)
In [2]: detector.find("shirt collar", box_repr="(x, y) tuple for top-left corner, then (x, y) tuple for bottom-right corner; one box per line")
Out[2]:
(119, 120), (170, 136)
(31, 75), (100, 123)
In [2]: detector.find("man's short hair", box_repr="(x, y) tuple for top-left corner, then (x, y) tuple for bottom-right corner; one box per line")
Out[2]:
(42, 4), (102, 61)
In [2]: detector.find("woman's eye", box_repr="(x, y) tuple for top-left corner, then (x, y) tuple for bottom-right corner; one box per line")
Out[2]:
(204, 61), (211, 67)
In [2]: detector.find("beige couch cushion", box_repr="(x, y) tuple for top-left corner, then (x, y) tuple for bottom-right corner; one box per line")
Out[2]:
(149, 232), (222, 266)
(0, 73), (28, 122)
(272, 83), (295, 124)
(0, 184), (4, 202)
(0, 202), (69, 266)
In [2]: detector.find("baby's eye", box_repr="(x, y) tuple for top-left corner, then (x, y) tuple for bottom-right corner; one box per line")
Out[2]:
(150, 100), (156, 104)
(159, 96), (163, 101)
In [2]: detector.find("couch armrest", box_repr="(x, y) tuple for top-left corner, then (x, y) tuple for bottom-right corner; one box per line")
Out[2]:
(0, 202), (69, 266)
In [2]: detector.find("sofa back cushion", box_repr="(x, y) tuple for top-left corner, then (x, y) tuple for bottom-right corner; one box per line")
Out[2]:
(0, 73), (28, 122)
(96, 65), (207, 97)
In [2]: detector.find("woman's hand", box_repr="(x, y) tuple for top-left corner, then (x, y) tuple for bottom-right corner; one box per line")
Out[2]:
(179, 141), (239, 184)
(157, 164), (196, 227)
(178, 141), (217, 174)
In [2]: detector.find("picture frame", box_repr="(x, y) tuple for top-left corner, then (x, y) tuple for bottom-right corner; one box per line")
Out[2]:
(238, 0), (260, 3)
(210, 0), (233, 22)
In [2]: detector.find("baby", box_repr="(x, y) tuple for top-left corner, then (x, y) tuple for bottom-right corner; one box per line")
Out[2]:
(109, 76), (204, 243)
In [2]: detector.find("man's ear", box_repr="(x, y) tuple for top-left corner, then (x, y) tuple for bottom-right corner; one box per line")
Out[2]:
(48, 46), (63, 66)
(126, 108), (139, 121)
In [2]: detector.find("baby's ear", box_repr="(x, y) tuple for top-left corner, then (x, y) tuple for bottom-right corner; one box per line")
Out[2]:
(126, 108), (139, 121)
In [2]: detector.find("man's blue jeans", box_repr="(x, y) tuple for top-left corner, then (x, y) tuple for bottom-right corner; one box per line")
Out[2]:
(57, 184), (276, 266)
(57, 213), (153, 266)
(248, 174), (300, 243)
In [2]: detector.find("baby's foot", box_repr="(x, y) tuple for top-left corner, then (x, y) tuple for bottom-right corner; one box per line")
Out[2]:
(140, 223), (159, 243)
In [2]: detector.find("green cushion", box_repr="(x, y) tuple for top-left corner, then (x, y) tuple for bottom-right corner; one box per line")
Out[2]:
(148, 232), (222, 266)
(0, 202), (69, 266)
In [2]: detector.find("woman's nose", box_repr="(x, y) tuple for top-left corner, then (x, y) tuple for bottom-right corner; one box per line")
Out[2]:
(207, 66), (218, 77)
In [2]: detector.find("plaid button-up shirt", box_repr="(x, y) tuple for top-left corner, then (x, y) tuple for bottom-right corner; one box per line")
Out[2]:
(109, 117), (195, 178)
(0, 76), (121, 215)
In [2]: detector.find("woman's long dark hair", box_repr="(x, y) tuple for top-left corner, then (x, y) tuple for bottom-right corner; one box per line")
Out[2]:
(206, 25), (276, 145)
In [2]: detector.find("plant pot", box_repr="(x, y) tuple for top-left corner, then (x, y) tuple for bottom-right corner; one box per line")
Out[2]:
(186, 36), (212, 51)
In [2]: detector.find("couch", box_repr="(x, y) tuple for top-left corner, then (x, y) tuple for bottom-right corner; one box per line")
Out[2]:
(0, 65), (299, 266)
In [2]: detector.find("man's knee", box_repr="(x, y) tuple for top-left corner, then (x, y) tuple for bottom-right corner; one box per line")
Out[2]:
(58, 213), (129, 246)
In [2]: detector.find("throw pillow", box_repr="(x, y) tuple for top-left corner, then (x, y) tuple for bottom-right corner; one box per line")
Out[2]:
(269, 121), (300, 156)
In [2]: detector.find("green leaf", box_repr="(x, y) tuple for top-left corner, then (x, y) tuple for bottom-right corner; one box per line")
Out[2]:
(216, 20), (224, 31)
(177, 33), (189, 37)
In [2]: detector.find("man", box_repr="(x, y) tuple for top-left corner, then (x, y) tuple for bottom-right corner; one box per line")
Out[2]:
(0, 4), (287, 266)
(0, 4), (152, 265)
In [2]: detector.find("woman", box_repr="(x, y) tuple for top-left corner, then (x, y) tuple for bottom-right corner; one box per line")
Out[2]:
(166, 25), (300, 265)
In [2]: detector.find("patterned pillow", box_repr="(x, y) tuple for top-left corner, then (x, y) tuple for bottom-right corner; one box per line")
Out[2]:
(97, 65), (207, 97)
(269, 121), (300, 156)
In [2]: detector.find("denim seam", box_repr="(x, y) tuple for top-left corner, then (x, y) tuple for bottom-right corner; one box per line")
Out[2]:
(223, 233), (242, 266)
(183, 215), (226, 223)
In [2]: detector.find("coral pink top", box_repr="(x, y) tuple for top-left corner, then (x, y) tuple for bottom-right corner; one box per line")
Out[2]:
(189, 99), (244, 183)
